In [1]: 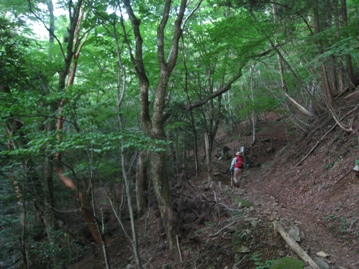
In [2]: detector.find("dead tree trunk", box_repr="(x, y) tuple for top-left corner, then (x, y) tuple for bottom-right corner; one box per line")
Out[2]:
(273, 221), (320, 269)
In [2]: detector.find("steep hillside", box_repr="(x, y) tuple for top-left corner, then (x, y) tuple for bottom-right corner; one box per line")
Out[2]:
(242, 110), (359, 268)
(69, 96), (359, 269)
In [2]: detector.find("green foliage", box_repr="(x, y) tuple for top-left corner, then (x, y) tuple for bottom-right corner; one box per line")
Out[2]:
(324, 213), (336, 222)
(251, 252), (275, 269)
(0, 193), (17, 203)
(323, 162), (334, 170)
(231, 229), (250, 247)
(29, 229), (90, 268)
(270, 257), (304, 269)
(0, 17), (36, 92)
(231, 197), (253, 208)
(0, 213), (20, 260)
(323, 213), (358, 235)
(0, 173), (21, 264)
(194, 228), (205, 235)
(1, 129), (170, 157)
(2, 0), (359, 266)
(207, 11), (267, 60)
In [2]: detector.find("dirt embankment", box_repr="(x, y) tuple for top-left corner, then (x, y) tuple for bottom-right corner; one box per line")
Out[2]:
(235, 110), (359, 268)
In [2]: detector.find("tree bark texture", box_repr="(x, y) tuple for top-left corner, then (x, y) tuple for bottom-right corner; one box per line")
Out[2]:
(136, 146), (149, 214)
(204, 133), (212, 183)
(123, 0), (188, 261)
(151, 150), (178, 258)
(313, 0), (336, 107)
(183, 56), (199, 175)
(273, 221), (320, 269)
(340, 0), (354, 86)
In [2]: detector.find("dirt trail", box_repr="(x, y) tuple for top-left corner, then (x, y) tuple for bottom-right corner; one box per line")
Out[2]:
(236, 153), (359, 268)
(242, 175), (356, 268)
(215, 110), (359, 268)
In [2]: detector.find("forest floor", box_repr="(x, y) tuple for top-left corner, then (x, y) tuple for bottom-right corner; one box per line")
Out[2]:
(70, 97), (359, 269)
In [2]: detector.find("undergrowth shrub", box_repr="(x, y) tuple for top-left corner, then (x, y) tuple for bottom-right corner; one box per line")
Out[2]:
(270, 256), (304, 269)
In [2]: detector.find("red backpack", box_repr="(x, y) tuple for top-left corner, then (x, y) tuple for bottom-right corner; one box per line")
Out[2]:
(234, 156), (243, 169)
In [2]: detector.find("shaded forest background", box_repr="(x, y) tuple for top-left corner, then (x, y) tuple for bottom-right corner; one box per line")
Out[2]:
(1, 0), (359, 268)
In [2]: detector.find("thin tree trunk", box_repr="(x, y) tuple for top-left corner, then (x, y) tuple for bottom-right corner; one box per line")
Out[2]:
(120, 128), (142, 268)
(254, 8), (321, 115)
(201, 69), (222, 183)
(341, 0), (354, 85)
(31, 0), (57, 244)
(204, 132), (212, 183)
(52, 0), (103, 247)
(332, 0), (345, 93)
(313, 0), (336, 107)
(249, 65), (257, 144)
(185, 96), (199, 176)
(43, 150), (55, 237)
(174, 132), (179, 175)
(4, 127), (29, 268)
(182, 37), (199, 176)
(15, 177), (28, 269)
(112, 14), (142, 267)
(251, 112), (257, 145)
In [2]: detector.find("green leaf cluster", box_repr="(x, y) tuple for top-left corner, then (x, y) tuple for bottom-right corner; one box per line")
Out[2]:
(1, 129), (170, 157)
(270, 257), (304, 269)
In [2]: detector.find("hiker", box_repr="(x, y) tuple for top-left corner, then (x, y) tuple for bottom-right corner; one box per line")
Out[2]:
(230, 151), (244, 187)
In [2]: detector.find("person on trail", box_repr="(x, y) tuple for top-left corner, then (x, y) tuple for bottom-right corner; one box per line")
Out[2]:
(230, 151), (244, 188)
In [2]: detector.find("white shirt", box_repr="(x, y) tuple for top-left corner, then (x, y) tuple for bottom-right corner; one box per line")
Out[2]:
(230, 156), (240, 170)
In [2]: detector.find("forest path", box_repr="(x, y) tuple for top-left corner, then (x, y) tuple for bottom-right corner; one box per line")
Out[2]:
(236, 166), (359, 269)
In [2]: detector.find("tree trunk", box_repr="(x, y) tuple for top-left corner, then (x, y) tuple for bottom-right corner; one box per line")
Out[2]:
(121, 0), (194, 261)
(120, 131), (142, 268)
(150, 150), (178, 259)
(251, 112), (257, 145)
(341, 0), (354, 85)
(123, 0), (190, 261)
(43, 153), (55, 237)
(313, 0), (336, 107)
(42, 106), (56, 237)
(5, 128), (29, 268)
(273, 221), (320, 269)
(136, 151), (148, 215)
(249, 65), (257, 144)
(150, 77), (180, 261)
(41, 12), (56, 233)
(50, 0), (104, 247)
(111, 16), (143, 265)
(183, 46), (199, 176)
(204, 133), (212, 183)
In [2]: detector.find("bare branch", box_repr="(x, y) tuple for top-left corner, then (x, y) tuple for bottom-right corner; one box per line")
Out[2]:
(186, 68), (244, 111)
(284, 92), (314, 117)
(27, 0), (65, 58)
